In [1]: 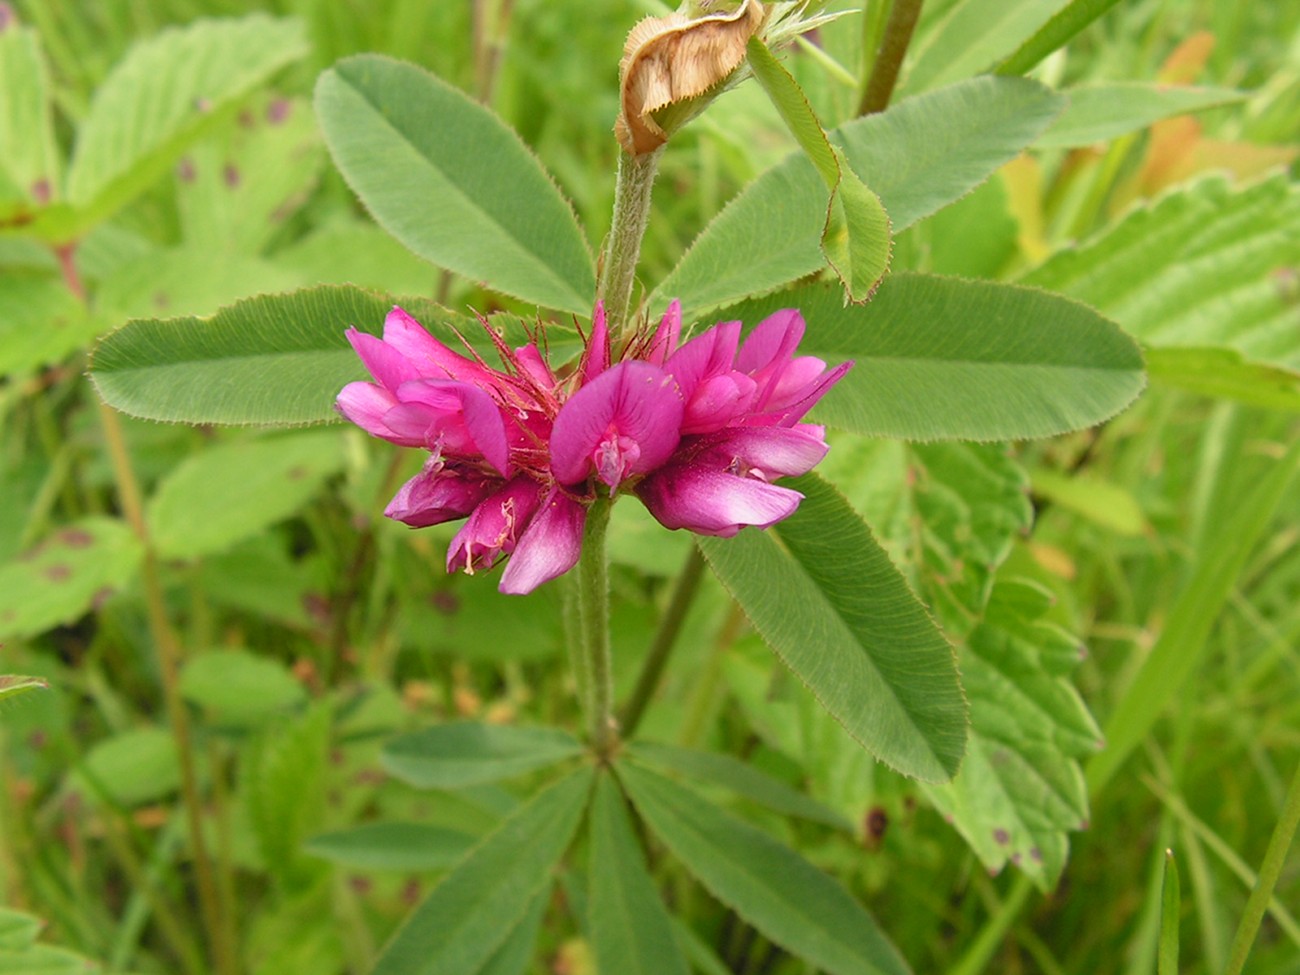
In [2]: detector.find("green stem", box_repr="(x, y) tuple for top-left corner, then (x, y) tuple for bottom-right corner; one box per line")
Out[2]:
(948, 875), (1034, 975)
(1225, 760), (1300, 975)
(619, 546), (706, 738)
(577, 499), (617, 760)
(857, 0), (924, 116)
(597, 146), (664, 339)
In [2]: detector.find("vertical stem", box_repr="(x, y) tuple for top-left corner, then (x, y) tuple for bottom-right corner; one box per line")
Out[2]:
(577, 498), (617, 760)
(619, 546), (706, 738)
(1224, 760), (1300, 975)
(597, 147), (664, 339)
(98, 402), (235, 975)
(858, 0), (924, 116)
(59, 241), (234, 975)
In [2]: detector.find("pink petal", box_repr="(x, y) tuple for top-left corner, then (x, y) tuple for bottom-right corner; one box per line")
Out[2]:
(550, 361), (683, 488)
(498, 489), (587, 594)
(383, 306), (487, 382)
(696, 425), (829, 479)
(336, 382), (412, 443)
(736, 309), (804, 375)
(637, 465), (803, 537)
(385, 460), (498, 527)
(754, 360), (853, 426)
(346, 328), (421, 391)
(515, 343), (556, 388)
(446, 476), (544, 574)
(664, 320), (742, 401)
(580, 303), (611, 386)
(390, 380), (510, 474)
(644, 300), (683, 366)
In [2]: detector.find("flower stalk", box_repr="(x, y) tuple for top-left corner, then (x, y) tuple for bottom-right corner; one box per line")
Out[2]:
(576, 498), (617, 759)
(597, 145), (664, 339)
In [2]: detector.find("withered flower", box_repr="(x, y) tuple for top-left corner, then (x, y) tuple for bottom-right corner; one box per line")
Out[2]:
(615, 0), (767, 155)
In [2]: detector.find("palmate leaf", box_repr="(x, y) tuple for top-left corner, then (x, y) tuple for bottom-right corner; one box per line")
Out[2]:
(89, 285), (471, 426)
(700, 473), (967, 784)
(1021, 172), (1300, 371)
(316, 54), (595, 314)
(305, 822), (476, 872)
(0, 19), (61, 215)
(381, 722), (584, 790)
(652, 76), (1064, 314)
(618, 762), (911, 975)
(721, 275), (1145, 442)
(373, 767), (592, 975)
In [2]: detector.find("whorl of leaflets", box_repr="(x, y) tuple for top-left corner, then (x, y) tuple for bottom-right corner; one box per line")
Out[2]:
(337, 303), (851, 594)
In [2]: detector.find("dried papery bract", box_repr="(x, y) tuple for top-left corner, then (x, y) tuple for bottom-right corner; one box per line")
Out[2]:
(615, 0), (767, 155)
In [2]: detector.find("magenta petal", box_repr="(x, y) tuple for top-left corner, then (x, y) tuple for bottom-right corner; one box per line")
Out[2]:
(385, 461), (497, 527)
(736, 309), (805, 374)
(392, 380), (510, 474)
(759, 360), (853, 425)
(644, 300), (683, 366)
(383, 306), (486, 382)
(698, 425), (829, 479)
(550, 361), (683, 488)
(498, 489), (586, 594)
(581, 303), (611, 385)
(336, 382), (408, 442)
(637, 466), (803, 536)
(347, 328), (421, 391)
(446, 477), (544, 574)
(664, 320), (742, 401)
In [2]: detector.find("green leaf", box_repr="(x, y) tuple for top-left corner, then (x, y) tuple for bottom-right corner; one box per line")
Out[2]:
(1021, 173), (1300, 370)
(0, 676), (49, 706)
(902, 0), (1073, 96)
(627, 741), (852, 831)
(588, 772), (690, 975)
(1087, 437), (1300, 793)
(315, 54), (595, 314)
(700, 473), (967, 783)
(654, 77), (1064, 314)
(1031, 469), (1148, 536)
(89, 285), (468, 426)
(0, 909), (41, 951)
(58, 15), (308, 235)
(0, 21), (61, 215)
(146, 430), (345, 560)
(477, 888), (548, 975)
(0, 518), (143, 641)
(373, 766), (592, 975)
(722, 275), (1145, 442)
(996, 0), (1125, 76)
(382, 722), (584, 790)
(1036, 83), (1247, 149)
(0, 275), (93, 378)
(176, 94), (323, 255)
(180, 649), (307, 726)
(1145, 347), (1300, 412)
(306, 822), (476, 872)
(745, 37), (892, 304)
(71, 726), (180, 807)
(0, 944), (104, 974)
(1159, 849), (1181, 975)
(618, 762), (911, 975)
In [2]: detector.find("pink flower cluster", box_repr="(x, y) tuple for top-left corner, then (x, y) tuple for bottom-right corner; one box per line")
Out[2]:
(337, 303), (850, 594)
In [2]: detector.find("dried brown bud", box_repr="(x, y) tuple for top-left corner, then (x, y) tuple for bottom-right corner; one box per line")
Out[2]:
(615, 0), (767, 155)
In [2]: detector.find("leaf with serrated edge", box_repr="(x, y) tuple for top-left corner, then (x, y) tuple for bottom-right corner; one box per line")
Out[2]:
(722, 275), (1145, 442)
(700, 473), (967, 783)
(653, 77), (1064, 314)
(89, 285), (471, 426)
(373, 767), (592, 975)
(316, 54), (594, 314)
(619, 762), (911, 975)
(1035, 83), (1247, 149)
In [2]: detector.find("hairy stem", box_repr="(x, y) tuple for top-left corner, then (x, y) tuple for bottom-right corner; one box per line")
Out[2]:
(619, 546), (706, 738)
(858, 0), (924, 116)
(598, 147), (664, 339)
(577, 499), (617, 760)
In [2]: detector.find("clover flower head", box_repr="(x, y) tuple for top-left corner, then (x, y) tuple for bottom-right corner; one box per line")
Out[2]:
(337, 301), (850, 593)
